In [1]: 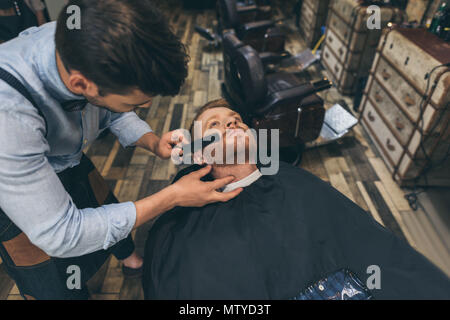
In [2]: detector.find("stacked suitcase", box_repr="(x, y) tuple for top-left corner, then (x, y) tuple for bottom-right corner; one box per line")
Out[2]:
(321, 0), (403, 95)
(360, 27), (450, 187)
(298, 0), (330, 47)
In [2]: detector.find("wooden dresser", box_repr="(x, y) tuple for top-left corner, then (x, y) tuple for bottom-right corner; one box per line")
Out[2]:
(405, 0), (442, 25)
(298, 0), (330, 47)
(360, 27), (450, 187)
(321, 0), (403, 95)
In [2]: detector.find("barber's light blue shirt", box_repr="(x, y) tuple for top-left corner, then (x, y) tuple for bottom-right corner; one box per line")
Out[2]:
(0, 22), (152, 258)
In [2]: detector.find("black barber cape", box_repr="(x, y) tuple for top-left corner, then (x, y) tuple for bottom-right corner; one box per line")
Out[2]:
(143, 162), (450, 299)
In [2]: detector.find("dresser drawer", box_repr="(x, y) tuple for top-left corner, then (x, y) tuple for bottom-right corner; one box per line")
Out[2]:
(325, 28), (375, 72)
(322, 45), (358, 94)
(325, 29), (348, 64)
(327, 12), (378, 52)
(362, 99), (404, 165)
(322, 45), (344, 80)
(301, 0), (315, 27)
(328, 12), (355, 48)
(330, 0), (360, 27)
(380, 30), (450, 107)
(299, 15), (313, 37)
(304, 0), (330, 14)
(374, 57), (437, 131)
(368, 79), (414, 146)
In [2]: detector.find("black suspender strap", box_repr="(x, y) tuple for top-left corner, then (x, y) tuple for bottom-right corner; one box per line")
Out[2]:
(0, 66), (48, 135)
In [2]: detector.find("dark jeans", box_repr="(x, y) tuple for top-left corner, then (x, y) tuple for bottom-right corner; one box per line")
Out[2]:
(0, 155), (135, 300)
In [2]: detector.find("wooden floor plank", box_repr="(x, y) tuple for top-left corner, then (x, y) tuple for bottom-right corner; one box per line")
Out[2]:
(0, 264), (15, 300)
(119, 277), (144, 300)
(100, 257), (124, 294)
(101, 140), (120, 176)
(363, 181), (407, 240)
(374, 181), (417, 249)
(300, 149), (329, 182)
(342, 171), (369, 211)
(356, 181), (385, 227)
(369, 157), (411, 211)
(400, 210), (449, 274)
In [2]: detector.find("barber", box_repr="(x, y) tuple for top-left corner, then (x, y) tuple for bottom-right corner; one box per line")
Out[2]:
(0, 0), (241, 300)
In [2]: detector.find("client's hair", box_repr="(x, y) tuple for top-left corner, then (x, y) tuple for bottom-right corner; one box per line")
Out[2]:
(189, 98), (236, 136)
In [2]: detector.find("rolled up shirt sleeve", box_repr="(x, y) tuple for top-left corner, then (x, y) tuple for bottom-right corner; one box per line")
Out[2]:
(108, 111), (152, 148)
(0, 112), (136, 258)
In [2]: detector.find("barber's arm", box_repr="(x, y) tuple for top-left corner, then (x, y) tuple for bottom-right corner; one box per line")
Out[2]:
(134, 165), (243, 228)
(0, 114), (137, 258)
(108, 111), (179, 158)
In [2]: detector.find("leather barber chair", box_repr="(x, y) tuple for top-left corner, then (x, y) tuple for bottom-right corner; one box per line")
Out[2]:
(223, 30), (290, 73)
(217, 0), (285, 53)
(222, 0), (273, 26)
(222, 43), (331, 163)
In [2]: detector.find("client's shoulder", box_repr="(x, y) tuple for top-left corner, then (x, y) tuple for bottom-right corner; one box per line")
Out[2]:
(276, 161), (325, 182)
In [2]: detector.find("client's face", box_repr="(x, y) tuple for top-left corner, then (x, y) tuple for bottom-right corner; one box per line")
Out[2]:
(194, 107), (256, 165)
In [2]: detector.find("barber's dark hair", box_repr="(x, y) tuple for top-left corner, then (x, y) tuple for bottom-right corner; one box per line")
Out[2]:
(55, 0), (189, 97)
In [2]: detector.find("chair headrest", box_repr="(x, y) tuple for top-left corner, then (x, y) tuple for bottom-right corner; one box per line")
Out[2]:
(222, 31), (244, 58)
(218, 0), (239, 29)
(235, 45), (267, 109)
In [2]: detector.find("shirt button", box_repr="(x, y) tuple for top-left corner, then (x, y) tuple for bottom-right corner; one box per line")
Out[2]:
(318, 284), (325, 291)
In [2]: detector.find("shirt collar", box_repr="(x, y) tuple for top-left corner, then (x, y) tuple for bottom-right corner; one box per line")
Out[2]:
(222, 169), (263, 193)
(35, 29), (85, 103)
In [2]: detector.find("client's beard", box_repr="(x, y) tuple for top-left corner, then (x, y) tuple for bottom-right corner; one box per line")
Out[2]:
(205, 133), (256, 166)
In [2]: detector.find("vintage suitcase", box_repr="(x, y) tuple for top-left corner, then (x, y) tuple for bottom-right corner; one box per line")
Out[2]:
(360, 27), (450, 187)
(321, 0), (404, 95)
(298, 0), (330, 47)
(405, 0), (442, 24)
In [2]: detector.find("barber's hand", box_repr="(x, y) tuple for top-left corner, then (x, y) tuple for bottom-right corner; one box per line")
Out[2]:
(155, 130), (188, 159)
(170, 166), (243, 207)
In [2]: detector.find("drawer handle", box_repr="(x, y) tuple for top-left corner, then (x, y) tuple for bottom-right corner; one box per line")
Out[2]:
(325, 52), (329, 58)
(334, 65), (340, 73)
(386, 139), (396, 152)
(395, 118), (405, 131)
(374, 92), (383, 102)
(333, 21), (337, 27)
(329, 36), (333, 43)
(344, 32), (348, 38)
(368, 111), (375, 122)
(404, 94), (415, 107)
(338, 48), (344, 56)
(381, 69), (391, 80)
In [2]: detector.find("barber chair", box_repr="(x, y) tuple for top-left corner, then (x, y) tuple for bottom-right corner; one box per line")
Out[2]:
(216, 0), (285, 53)
(219, 1), (320, 76)
(223, 30), (291, 73)
(222, 0), (273, 27)
(222, 43), (331, 163)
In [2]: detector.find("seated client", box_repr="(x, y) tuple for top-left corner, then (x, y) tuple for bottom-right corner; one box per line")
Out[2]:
(142, 99), (450, 300)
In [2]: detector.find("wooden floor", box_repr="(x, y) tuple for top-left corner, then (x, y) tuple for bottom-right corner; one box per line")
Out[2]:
(1, 5), (449, 300)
